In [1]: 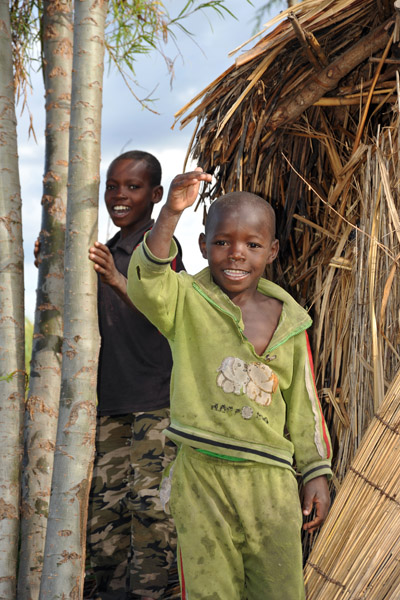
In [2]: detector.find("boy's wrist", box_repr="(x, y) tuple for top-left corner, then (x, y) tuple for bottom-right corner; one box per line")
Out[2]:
(109, 270), (126, 291)
(161, 204), (184, 220)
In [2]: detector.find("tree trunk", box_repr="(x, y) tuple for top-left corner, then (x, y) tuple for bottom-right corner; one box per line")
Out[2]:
(18, 1), (73, 597)
(39, 0), (106, 596)
(0, 1), (25, 597)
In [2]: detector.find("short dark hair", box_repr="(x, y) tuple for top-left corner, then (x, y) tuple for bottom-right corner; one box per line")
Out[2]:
(205, 191), (276, 237)
(108, 150), (162, 187)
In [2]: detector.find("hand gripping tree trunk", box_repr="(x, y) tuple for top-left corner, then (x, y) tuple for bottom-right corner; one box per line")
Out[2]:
(39, 0), (106, 596)
(18, 2), (73, 598)
(0, 1), (25, 597)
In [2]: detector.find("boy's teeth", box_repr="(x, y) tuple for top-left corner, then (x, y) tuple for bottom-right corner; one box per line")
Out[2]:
(113, 205), (129, 212)
(224, 269), (247, 275)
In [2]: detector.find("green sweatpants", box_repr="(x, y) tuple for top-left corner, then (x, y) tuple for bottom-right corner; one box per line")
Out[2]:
(169, 445), (305, 600)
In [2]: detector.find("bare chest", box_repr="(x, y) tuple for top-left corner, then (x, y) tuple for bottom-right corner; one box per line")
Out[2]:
(241, 298), (282, 356)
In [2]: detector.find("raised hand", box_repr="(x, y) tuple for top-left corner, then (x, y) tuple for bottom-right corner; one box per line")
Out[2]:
(165, 168), (212, 214)
(146, 167), (211, 260)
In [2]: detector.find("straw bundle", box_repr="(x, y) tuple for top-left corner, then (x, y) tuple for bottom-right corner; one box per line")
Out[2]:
(176, 0), (400, 489)
(304, 365), (400, 598)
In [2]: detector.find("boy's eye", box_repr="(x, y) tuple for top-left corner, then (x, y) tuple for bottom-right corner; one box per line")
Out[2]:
(129, 184), (139, 190)
(248, 242), (261, 248)
(215, 240), (228, 246)
(106, 184), (115, 190)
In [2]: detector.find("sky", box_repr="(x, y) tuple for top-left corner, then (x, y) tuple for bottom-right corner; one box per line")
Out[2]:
(18, 0), (286, 320)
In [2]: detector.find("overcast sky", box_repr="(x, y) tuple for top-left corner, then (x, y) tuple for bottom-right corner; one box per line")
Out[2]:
(18, 0), (286, 319)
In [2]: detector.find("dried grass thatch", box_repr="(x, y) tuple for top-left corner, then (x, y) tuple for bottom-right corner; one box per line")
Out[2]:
(176, 0), (400, 487)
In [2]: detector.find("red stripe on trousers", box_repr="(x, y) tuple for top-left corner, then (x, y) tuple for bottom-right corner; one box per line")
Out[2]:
(305, 331), (331, 459)
(179, 549), (186, 599)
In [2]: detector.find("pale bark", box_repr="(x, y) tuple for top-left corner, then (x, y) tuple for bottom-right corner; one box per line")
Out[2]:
(0, 1), (25, 597)
(18, 2), (73, 598)
(39, 0), (106, 596)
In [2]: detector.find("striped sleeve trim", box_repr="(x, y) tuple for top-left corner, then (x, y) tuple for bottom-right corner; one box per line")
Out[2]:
(302, 463), (333, 484)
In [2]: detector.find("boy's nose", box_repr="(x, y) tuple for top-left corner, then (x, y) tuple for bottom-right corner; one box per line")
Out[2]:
(229, 245), (245, 261)
(114, 187), (127, 198)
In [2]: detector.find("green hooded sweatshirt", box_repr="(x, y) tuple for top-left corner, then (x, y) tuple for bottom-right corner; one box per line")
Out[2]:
(128, 236), (332, 484)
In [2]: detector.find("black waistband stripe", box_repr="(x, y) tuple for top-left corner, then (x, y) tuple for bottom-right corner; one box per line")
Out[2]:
(167, 427), (292, 467)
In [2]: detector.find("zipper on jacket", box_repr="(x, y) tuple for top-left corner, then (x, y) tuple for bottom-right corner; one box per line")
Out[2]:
(267, 322), (310, 353)
(193, 282), (262, 351)
(192, 282), (241, 326)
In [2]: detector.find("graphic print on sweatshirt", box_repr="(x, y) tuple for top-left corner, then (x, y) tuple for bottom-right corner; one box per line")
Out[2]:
(216, 357), (278, 406)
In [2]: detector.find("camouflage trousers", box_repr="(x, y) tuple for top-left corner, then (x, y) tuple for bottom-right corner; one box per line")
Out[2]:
(87, 409), (177, 599)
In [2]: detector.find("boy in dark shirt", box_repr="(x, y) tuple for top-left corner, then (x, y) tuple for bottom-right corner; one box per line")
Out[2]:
(88, 151), (183, 600)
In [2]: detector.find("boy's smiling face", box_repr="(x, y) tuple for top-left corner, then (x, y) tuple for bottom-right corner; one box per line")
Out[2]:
(199, 200), (279, 301)
(105, 159), (163, 238)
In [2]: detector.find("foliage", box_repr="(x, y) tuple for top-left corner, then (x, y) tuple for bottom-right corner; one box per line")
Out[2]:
(164, 1), (237, 39)
(0, 372), (16, 383)
(105, 1), (236, 65)
(9, 0), (39, 105)
(8, 0), (239, 109)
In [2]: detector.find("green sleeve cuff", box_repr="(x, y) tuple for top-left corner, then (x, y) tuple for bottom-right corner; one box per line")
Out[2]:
(302, 462), (332, 485)
(141, 231), (178, 266)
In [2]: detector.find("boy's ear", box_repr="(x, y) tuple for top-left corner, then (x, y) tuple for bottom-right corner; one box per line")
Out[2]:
(152, 185), (163, 204)
(198, 233), (207, 259)
(266, 239), (279, 264)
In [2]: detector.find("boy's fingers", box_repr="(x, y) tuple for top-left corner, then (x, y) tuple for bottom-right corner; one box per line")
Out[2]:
(303, 518), (321, 532)
(172, 171), (212, 185)
(89, 251), (106, 266)
(89, 246), (109, 260)
(302, 487), (314, 516)
(89, 241), (109, 254)
(187, 169), (212, 181)
(302, 495), (329, 531)
(303, 507), (319, 531)
(94, 240), (108, 250)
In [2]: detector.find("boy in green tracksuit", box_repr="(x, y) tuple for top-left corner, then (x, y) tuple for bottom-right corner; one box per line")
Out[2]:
(127, 168), (332, 600)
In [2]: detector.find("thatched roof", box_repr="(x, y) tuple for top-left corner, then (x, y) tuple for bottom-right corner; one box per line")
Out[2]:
(176, 0), (397, 201)
(176, 0), (400, 592)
